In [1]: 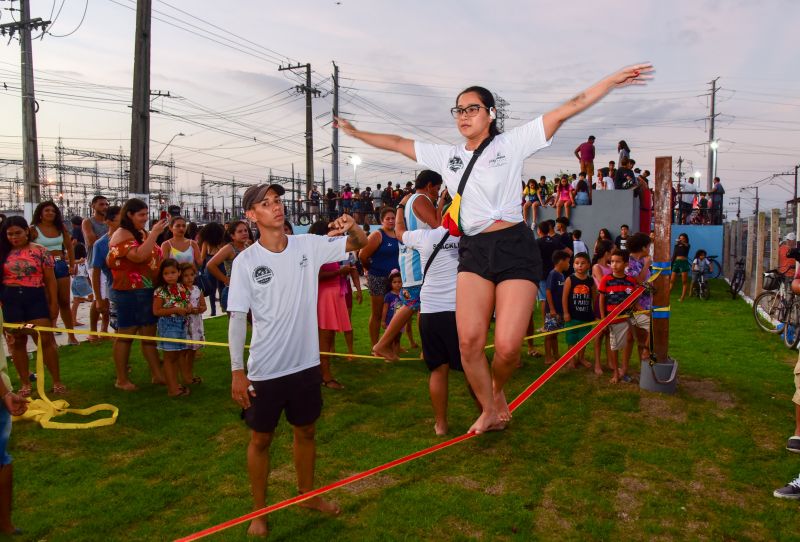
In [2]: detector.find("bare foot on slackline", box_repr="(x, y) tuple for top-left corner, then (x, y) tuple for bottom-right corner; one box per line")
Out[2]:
(299, 496), (341, 516)
(494, 389), (512, 423)
(247, 517), (268, 537)
(468, 411), (506, 435)
(372, 344), (399, 362)
(434, 422), (448, 436)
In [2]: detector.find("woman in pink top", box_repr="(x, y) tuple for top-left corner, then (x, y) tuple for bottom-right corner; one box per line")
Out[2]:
(0, 216), (62, 396)
(310, 222), (352, 389)
(591, 240), (614, 376)
(555, 176), (575, 220)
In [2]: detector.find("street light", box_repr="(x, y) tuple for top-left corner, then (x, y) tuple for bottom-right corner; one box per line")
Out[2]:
(694, 171), (702, 181)
(151, 132), (185, 166)
(350, 155), (362, 187)
(709, 140), (719, 150)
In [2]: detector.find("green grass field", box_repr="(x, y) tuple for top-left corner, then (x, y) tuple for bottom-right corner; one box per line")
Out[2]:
(9, 280), (800, 541)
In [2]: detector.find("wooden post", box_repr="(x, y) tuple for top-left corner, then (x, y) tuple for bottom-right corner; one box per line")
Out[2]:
(129, 0), (151, 194)
(755, 212), (766, 294)
(745, 216), (755, 297)
(770, 208), (780, 270)
(652, 156), (672, 363)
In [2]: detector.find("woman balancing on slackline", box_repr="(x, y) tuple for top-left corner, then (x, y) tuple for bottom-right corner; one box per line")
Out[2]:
(336, 63), (654, 434)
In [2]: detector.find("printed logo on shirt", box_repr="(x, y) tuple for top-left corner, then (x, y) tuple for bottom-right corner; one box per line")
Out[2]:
(447, 156), (464, 172)
(252, 265), (274, 286)
(299, 255), (308, 268)
(327, 237), (337, 243)
(488, 151), (507, 168)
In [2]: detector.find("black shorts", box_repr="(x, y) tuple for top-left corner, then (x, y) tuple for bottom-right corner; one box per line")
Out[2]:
(419, 311), (463, 372)
(243, 366), (323, 433)
(1, 286), (50, 323)
(458, 221), (542, 284)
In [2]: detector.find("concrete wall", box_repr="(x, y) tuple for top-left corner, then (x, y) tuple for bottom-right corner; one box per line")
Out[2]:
(535, 190), (640, 240)
(671, 225), (724, 268)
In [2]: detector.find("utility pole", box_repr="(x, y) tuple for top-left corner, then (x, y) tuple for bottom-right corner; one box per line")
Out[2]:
(0, 0), (50, 218)
(755, 187), (759, 216)
(675, 156), (683, 184)
(332, 61), (340, 192)
(705, 77), (720, 192)
(129, 0), (151, 196)
(279, 62), (321, 195)
(794, 164), (799, 206)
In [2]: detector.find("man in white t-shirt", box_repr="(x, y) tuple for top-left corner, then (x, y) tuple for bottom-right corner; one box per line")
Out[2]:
(228, 183), (367, 537)
(397, 201), (475, 436)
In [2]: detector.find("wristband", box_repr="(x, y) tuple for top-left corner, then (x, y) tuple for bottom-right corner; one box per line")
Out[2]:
(397, 204), (405, 210)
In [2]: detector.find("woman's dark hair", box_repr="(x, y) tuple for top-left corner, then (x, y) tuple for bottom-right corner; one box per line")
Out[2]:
(576, 179), (589, 193)
(592, 240), (615, 266)
(74, 243), (87, 260)
(283, 219), (294, 234)
(626, 232), (651, 254)
(225, 220), (247, 243)
(120, 198), (149, 244)
(308, 220), (329, 236)
(0, 216), (31, 273)
(618, 140), (630, 152)
(154, 258), (180, 289)
(678, 233), (690, 243)
(597, 228), (612, 242)
(185, 222), (199, 240)
(456, 86), (500, 136)
(379, 206), (396, 221)
(32, 201), (65, 232)
(197, 222), (225, 248)
(169, 215), (186, 228)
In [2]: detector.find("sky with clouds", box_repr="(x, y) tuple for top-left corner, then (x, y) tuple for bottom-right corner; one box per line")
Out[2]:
(1, 0), (799, 216)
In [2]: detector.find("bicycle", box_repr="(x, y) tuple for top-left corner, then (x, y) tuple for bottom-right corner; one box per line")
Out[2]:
(705, 254), (723, 279)
(753, 269), (800, 349)
(730, 258), (745, 299)
(692, 269), (710, 300)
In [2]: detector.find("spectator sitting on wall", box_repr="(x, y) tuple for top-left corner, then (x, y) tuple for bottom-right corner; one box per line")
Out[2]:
(614, 158), (636, 190)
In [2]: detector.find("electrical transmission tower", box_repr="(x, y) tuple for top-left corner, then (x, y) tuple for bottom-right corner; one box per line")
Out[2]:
(1, 0), (50, 218)
(278, 63), (321, 195)
(493, 93), (509, 132)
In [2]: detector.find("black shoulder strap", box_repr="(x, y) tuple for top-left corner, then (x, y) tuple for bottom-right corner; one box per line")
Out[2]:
(454, 135), (495, 197)
(422, 230), (451, 284)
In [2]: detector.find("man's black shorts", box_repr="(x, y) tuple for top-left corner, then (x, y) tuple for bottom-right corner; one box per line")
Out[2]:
(419, 311), (463, 372)
(243, 366), (323, 433)
(458, 221), (542, 284)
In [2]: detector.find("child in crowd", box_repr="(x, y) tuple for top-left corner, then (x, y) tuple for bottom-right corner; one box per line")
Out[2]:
(572, 230), (589, 255)
(563, 252), (595, 369)
(691, 249), (711, 295)
(544, 250), (570, 365)
(179, 262), (206, 386)
(555, 176), (575, 220)
(592, 240), (614, 375)
(70, 243), (93, 328)
(625, 233), (653, 368)
(382, 271), (404, 359)
(615, 224), (630, 251)
(599, 249), (640, 384)
(152, 258), (191, 397)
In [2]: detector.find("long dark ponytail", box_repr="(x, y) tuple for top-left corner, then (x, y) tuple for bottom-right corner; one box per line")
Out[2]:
(456, 86), (501, 136)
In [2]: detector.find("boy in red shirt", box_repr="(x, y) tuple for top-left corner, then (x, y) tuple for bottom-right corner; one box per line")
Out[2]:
(598, 249), (640, 384)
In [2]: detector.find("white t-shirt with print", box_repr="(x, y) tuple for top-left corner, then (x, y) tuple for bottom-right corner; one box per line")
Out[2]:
(414, 116), (552, 236)
(227, 234), (347, 381)
(401, 227), (460, 314)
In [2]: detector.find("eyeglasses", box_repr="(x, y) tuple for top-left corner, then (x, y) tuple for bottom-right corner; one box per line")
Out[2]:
(450, 105), (489, 119)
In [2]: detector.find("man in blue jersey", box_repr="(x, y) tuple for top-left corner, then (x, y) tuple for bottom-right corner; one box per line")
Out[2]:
(372, 171), (446, 361)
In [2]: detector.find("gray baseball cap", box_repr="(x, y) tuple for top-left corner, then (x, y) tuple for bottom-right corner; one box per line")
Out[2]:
(241, 183), (285, 211)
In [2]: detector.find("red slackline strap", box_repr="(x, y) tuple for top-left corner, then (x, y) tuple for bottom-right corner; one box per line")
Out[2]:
(175, 286), (645, 542)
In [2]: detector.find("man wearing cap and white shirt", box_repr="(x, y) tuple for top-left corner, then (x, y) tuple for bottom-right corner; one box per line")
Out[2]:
(228, 183), (367, 537)
(395, 193), (474, 436)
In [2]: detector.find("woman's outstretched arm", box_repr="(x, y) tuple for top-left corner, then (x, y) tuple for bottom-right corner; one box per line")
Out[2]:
(543, 63), (654, 140)
(334, 117), (417, 161)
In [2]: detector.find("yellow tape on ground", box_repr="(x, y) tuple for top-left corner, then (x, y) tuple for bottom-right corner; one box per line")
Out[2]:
(13, 336), (118, 430)
(1, 323), (420, 362)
